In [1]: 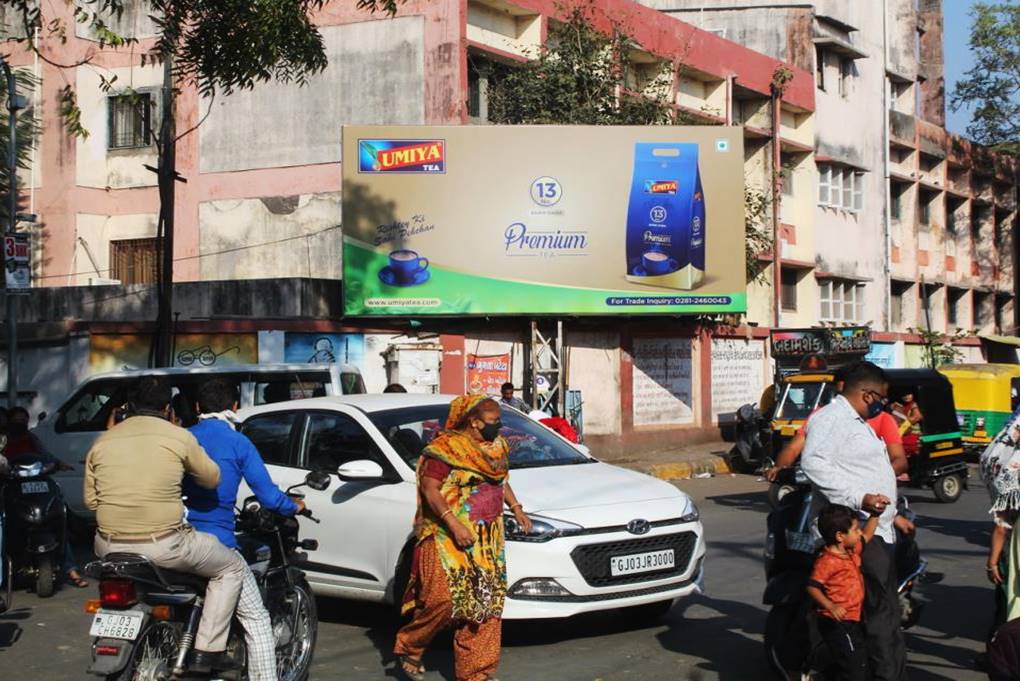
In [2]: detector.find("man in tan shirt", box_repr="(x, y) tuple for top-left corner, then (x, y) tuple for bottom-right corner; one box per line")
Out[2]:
(85, 377), (246, 673)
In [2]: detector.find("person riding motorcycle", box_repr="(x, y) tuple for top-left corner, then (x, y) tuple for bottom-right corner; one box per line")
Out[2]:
(182, 379), (306, 681)
(85, 377), (247, 674)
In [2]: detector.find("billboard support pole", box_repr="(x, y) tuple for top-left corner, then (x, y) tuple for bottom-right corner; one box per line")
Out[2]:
(530, 320), (565, 416)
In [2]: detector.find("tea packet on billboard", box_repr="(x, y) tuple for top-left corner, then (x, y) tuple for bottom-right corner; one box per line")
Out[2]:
(624, 143), (705, 290)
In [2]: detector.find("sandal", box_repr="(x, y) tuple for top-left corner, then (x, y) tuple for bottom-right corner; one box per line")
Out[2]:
(395, 655), (425, 681)
(66, 570), (89, 588)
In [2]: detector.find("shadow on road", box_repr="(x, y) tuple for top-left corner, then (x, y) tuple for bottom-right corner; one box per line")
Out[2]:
(704, 488), (771, 514)
(655, 593), (765, 680)
(0, 607), (30, 650)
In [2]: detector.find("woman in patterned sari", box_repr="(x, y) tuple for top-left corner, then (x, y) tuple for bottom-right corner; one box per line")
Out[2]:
(980, 406), (1020, 648)
(394, 394), (532, 681)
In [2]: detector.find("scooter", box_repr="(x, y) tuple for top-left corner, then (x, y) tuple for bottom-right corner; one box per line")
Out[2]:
(729, 403), (772, 473)
(1, 454), (67, 598)
(763, 467), (931, 680)
(83, 470), (328, 681)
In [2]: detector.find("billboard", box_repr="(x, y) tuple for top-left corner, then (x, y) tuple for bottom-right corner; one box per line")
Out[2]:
(342, 125), (746, 316)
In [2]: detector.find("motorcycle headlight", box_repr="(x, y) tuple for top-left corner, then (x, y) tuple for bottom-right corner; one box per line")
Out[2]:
(504, 514), (583, 543)
(680, 501), (700, 524)
(976, 417), (986, 430)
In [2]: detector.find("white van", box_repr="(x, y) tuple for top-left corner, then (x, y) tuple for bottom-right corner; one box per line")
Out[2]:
(33, 363), (366, 518)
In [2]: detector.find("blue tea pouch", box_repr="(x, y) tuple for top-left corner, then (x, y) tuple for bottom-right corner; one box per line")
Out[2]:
(625, 143), (705, 289)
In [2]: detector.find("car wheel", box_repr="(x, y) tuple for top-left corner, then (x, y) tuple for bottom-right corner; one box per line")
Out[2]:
(933, 474), (963, 503)
(390, 542), (415, 613)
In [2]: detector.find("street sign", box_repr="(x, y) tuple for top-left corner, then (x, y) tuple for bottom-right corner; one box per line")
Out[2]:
(4, 233), (30, 293)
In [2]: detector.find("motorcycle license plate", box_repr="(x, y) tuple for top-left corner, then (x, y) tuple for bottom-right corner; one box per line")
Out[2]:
(20, 482), (48, 494)
(610, 549), (675, 576)
(90, 609), (144, 640)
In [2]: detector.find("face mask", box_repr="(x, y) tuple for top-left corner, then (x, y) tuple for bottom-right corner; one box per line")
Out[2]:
(479, 421), (502, 442)
(865, 398), (885, 420)
(8, 423), (28, 436)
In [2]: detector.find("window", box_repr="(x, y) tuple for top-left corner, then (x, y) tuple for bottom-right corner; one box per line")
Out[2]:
(819, 279), (864, 322)
(919, 196), (931, 226)
(109, 237), (158, 284)
(815, 47), (826, 91)
(839, 58), (854, 98)
(108, 92), (153, 149)
(781, 269), (798, 312)
(946, 208), (957, 234)
(893, 279), (918, 326)
(975, 291), (990, 327)
(301, 411), (387, 473)
(781, 165), (794, 197)
(241, 412), (300, 467)
(56, 379), (131, 433)
(890, 182), (905, 220)
(818, 164), (864, 212)
(947, 288), (963, 326)
(367, 405), (590, 470)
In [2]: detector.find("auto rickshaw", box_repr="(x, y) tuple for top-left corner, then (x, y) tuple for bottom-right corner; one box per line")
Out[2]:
(885, 369), (968, 503)
(938, 363), (1020, 455)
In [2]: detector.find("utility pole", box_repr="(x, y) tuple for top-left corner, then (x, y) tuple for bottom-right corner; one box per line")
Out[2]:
(2, 57), (21, 408)
(153, 54), (177, 367)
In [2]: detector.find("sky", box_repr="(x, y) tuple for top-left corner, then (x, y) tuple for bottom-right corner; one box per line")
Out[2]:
(942, 0), (979, 136)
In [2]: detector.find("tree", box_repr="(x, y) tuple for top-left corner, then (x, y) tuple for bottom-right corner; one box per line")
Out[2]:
(949, 2), (1020, 157)
(486, 4), (771, 282)
(0, 1), (333, 366)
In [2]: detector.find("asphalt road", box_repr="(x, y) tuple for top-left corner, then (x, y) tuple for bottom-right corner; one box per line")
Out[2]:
(0, 471), (992, 680)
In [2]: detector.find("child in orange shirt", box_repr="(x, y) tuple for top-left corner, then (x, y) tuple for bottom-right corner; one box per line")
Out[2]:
(807, 504), (881, 681)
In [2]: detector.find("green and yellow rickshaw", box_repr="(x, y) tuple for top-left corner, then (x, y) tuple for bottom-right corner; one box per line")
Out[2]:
(939, 363), (1020, 455)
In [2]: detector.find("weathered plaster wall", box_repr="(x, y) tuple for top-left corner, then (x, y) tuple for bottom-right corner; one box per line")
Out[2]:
(199, 18), (426, 174)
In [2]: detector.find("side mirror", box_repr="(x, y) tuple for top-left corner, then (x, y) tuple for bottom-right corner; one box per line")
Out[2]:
(304, 470), (332, 492)
(337, 459), (386, 482)
(575, 444), (591, 457)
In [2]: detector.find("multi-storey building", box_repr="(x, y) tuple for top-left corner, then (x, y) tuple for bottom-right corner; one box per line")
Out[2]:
(2, 0), (821, 451)
(643, 0), (1019, 346)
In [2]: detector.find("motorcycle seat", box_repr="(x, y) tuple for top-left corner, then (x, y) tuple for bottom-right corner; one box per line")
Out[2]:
(95, 553), (209, 591)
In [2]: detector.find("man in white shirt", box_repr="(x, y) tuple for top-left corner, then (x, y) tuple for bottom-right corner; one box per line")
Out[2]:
(802, 361), (905, 681)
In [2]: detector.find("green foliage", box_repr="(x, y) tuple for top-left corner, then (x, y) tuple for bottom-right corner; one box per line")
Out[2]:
(0, 69), (41, 222)
(486, 5), (675, 125)
(909, 327), (968, 369)
(744, 186), (773, 284)
(949, 2), (1020, 157)
(0, 0), (331, 135)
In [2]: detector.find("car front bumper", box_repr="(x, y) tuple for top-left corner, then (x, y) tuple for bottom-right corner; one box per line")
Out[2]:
(502, 521), (706, 619)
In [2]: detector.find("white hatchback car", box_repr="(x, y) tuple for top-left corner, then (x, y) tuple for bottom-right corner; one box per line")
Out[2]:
(237, 394), (706, 619)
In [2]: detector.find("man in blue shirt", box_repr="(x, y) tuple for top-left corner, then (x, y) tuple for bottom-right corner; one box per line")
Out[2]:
(183, 379), (304, 681)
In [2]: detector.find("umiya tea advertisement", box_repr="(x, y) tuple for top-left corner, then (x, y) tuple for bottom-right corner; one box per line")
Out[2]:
(341, 125), (746, 316)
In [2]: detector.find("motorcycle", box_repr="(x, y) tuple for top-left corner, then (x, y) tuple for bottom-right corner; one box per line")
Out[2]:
(763, 467), (933, 680)
(1, 453), (67, 598)
(83, 470), (329, 681)
(729, 403), (772, 473)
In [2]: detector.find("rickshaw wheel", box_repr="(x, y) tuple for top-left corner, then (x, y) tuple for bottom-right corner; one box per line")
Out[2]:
(933, 474), (963, 503)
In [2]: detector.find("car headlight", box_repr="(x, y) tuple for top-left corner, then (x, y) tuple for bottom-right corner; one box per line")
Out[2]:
(680, 501), (700, 524)
(504, 514), (583, 543)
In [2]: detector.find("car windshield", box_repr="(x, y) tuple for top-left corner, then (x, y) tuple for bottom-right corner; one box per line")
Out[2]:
(777, 380), (831, 420)
(367, 404), (591, 470)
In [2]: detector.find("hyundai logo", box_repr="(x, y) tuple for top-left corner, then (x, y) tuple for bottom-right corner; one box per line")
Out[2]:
(626, 519), (651, 535)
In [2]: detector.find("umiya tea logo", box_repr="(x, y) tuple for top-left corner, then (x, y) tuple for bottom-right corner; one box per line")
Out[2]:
(358, 139), (446, 173)
(644, 180), (677, 194)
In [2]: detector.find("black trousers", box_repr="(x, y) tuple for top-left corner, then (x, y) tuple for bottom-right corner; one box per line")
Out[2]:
(819, 617), (869, 681)
(862, 537), (908, 681)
